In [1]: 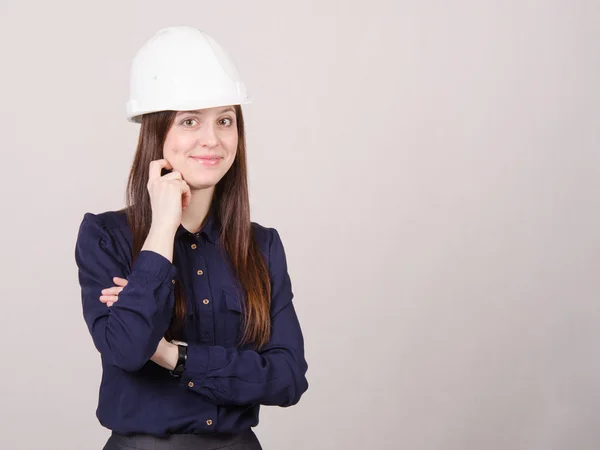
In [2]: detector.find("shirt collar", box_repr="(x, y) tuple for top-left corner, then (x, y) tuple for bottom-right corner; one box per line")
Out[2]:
(175, 213), (221, 244)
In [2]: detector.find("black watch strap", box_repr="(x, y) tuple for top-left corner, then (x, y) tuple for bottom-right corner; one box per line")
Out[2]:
(169, 343), (188, 378)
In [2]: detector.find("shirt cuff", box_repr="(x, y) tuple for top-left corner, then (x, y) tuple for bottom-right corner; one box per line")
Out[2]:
(133, 250), (177, 281)
(183, 344), (210, 383)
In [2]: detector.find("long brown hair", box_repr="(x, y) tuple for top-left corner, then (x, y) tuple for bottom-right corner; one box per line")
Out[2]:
(121, 105), (271, 349)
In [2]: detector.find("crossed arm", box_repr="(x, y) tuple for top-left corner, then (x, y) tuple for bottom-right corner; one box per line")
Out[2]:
(75, 216), (309, 406)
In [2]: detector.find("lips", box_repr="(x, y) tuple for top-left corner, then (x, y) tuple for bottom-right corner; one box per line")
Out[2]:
(189, 155), (223, 166)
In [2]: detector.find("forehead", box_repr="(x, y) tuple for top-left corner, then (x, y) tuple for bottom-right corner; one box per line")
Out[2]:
(176, 106), (236, 116)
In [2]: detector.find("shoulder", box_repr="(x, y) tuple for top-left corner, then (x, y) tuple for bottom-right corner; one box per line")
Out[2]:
(250, 221), (288, 268)
(76, 208), (133, 267)
(78, 209), (130, 242)
(251, 220), (283, 246)
(80, 208), (128, 231)
(251, 221), (293, 311)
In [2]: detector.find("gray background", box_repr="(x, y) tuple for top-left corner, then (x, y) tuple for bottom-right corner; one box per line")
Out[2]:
(1, 0), (599, 449)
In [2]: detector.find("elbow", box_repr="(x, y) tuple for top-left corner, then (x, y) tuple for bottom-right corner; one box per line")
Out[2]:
(285, 374), (309, 407)
(279, 359), (309, 407)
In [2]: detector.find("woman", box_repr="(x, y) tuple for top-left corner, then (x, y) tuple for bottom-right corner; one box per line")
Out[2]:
(74, 26), (309, 450)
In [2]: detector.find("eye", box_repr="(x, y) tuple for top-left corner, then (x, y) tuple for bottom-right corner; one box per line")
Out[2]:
(182, 118), (197, 127)
(219, 117), (234, 127)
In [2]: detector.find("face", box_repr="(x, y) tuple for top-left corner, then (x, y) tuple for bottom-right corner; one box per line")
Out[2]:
(163, 105), (238, 190)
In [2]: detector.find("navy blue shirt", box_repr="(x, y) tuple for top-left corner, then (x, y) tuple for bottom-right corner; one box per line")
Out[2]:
(74, 209), (308, 436)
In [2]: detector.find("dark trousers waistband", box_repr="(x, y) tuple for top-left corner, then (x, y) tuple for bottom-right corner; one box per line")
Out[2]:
(103, 428), (262, 450)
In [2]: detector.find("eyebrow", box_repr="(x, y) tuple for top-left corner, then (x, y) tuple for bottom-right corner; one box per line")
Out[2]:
(178, 107), (235, 116)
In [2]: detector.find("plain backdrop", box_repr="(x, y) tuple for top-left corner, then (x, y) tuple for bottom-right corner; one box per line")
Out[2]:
(0, 1), (599, 449)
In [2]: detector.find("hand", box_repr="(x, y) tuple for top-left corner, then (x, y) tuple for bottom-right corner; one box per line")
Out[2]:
(99, 276), (178, 370)
(147, 159), (192, 233)
(99, 277), (128, 306)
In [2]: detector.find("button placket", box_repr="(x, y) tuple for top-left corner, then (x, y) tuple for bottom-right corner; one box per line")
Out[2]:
(194, 254), (214, 345)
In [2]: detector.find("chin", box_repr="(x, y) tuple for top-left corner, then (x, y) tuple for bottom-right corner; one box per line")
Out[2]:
(186, 177), (221, 191)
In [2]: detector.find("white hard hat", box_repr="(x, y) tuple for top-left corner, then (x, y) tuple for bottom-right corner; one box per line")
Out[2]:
(126, 26), (252, 123)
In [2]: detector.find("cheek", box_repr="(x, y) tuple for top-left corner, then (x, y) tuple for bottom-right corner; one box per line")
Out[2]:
(223, 134), (238, 156)
(164, 133), (196, 156)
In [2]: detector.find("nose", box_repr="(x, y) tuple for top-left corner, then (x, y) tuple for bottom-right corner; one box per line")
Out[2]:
(199, 123), (218, 148)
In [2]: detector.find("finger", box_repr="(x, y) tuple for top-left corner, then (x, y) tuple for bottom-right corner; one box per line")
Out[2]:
(101, 286), (124, 295)
(181, 181), (192, 209)
(107, 302), (114, 307)
(113, 276), (128, 286)
(161, 171), (183, 181)
(100, 295), (119, 303)
(148, 159), (173, 183)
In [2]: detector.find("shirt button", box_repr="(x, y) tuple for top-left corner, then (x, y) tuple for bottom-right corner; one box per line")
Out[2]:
(206, 419), (213, 426)
(191, 244), (197, 249)
(188, 381), (194, 388)
(197, 269), (203, 276)
(203, 299), (209, 305)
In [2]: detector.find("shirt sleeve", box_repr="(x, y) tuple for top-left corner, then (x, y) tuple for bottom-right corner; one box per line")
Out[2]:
(181, 228), (309, 407)
(74, 213), (178, 372)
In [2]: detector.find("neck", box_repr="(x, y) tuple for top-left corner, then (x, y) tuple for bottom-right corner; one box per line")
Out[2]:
(181, 186), (215, 233)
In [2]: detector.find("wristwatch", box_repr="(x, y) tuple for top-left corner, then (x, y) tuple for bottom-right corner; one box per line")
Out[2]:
(169, 340), (188, 378)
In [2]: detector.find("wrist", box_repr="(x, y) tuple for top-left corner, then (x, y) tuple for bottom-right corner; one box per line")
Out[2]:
(164, 341), (179, 371)
(142, 227), (177, 262)
(169, 341), (188, 378)
(151, 338), (179, 370)
(148, 223), (177, 238)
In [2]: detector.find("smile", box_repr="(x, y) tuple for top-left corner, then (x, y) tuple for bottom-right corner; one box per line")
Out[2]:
(189, 156), (223, 166)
